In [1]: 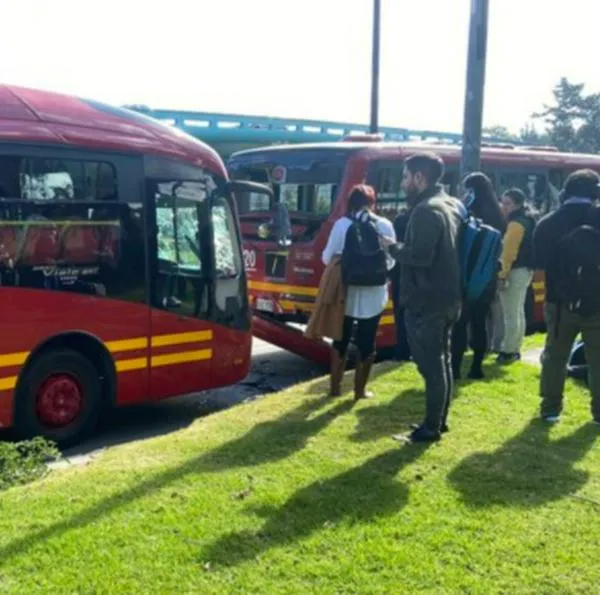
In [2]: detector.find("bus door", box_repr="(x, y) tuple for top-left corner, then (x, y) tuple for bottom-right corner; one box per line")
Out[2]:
(147, 174), (215, 399)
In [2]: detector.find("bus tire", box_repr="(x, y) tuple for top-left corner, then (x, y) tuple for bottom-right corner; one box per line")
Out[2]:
(15, 349), (101, 449)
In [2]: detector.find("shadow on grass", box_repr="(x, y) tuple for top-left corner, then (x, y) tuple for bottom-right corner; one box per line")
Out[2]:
(200, 443), (432, 568)
(448, 419), (598, 508)
(350, 356), (510, 444)
(303, 361), (398, 397)
(197, 395), (353, 471)
(0, 394), (354, 567)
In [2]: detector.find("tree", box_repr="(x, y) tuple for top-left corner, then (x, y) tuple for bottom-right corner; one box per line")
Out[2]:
(519, 122), (551, 146)
(533, 77), (600, 153)
(483, 125), (516, 140)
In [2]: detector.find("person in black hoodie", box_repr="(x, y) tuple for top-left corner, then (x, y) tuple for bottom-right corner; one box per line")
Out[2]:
(390, 205), (412, 361)
(534, 169), (600, 424)
(451, 172), (505, 379)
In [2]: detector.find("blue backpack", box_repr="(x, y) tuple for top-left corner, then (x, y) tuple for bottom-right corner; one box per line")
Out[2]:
(457, 202), (502, 303)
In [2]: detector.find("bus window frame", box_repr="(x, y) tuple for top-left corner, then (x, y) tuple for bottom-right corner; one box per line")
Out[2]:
(487, 165), (551, 213)
(0, 143), (141, 205)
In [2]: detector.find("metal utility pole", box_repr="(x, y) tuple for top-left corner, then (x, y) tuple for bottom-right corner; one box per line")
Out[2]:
(369, 0), (381, 133)
(460, 0), (489, 178)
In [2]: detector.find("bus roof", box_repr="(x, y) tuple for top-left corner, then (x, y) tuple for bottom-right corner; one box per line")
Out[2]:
(0, 85), (225, 175)
(230, 140), (600, 170)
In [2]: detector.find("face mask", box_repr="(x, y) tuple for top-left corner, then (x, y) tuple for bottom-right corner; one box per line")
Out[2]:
(464, 188), (475, 208)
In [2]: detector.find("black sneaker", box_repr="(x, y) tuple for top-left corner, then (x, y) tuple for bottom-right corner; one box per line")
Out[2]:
(467, 366), (485, 380)
(410, 422), (448, 434)
(409, 425), (441, 443)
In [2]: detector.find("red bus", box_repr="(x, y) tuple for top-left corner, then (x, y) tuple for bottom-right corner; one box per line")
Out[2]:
(0, 85), (271, 447)
(227, 138), (600, 365)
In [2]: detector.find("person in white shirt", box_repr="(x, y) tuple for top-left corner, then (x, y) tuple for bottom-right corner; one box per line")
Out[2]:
(322, 184), (396, 400)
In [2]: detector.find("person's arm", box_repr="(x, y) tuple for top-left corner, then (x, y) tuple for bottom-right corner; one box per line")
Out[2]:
(498, 220), (525, 280)
(321, 219), (345, 265)
(378, 218), (397, 271)
(387, 207), (442, 268)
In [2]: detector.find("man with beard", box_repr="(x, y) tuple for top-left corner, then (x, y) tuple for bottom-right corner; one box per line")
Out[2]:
(381, 153), (463, 442)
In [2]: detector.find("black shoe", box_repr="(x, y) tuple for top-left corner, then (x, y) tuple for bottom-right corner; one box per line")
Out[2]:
(410, 422), (448, 434)
(496, 352), (520, 364)
(467, 366), (485, 380)
(409, 425), (441, 443)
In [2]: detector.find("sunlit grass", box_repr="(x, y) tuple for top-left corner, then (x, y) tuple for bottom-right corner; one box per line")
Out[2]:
(0, 352), (598, 593)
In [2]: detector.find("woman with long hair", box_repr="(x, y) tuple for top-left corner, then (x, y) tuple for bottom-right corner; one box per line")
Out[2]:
(452, 172), (505, 379)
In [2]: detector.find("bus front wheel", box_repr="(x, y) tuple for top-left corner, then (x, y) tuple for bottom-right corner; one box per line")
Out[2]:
(15, 349), (102, 449)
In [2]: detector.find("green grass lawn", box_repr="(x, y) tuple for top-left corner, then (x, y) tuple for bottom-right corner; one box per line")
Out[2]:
(523, 331), (547, 352)
(1, 354), (599, 593)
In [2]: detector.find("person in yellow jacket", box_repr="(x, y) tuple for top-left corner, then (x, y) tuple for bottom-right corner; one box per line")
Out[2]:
(497, 188), (536, 363)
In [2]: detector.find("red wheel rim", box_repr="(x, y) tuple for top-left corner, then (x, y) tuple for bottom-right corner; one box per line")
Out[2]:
(35, 374), (84, 429)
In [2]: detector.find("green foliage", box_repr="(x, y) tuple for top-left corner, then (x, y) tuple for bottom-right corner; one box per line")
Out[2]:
(0, 437), (59, 491)
(533, 77), (600, 153)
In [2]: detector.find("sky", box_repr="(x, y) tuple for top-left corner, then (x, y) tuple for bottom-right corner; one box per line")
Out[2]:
(0, 0), (598, 135)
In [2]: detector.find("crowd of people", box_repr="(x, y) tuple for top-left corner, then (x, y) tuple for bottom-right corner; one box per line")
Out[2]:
(307, 152), (600, 443)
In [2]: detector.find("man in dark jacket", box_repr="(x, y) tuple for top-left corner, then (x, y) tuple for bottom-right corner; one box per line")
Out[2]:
(390, 206), (412, 362)
(382, 153), (463, 442)
(534, 169), (600, 424)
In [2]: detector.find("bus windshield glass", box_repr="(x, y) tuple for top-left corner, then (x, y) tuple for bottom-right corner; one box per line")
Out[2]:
(228, 150), (348, 218)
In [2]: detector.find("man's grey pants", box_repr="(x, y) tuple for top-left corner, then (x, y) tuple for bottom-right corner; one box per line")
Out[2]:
(405, 308), (459, 432)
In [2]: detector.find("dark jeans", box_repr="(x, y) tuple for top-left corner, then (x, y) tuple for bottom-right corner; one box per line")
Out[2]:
(541, 303), (600, 420)
(333, 314), (381, 360)
(451, 297), (492, 375)
(405, 307), (459, 432)
(395, 306), (411, 361)
(391, 281), (411, 361)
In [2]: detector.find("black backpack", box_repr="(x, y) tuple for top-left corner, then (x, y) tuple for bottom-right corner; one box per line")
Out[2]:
(555, 211), (600, 316)
(341, 215), (388, 287)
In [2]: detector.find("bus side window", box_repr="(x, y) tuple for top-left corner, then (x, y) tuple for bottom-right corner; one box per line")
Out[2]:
(442, 168), (458, 196)
(366, 160), (405, 217)
(548, 168), (565, 211)
(211, 196), (241, 279)
(496, 170), (549, 213)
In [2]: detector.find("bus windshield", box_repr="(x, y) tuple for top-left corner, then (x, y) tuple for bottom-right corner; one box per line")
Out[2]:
(228, 149), (348, 218)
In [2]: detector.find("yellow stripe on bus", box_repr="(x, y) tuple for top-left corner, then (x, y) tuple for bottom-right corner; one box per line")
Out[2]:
(115, 357), (148, 372)
(380, 315), (395, 326)
(151, 349), (212, 368)
(105, 337), (149, 353)
(248, 280), (319, 297)
(151, 330), (213, 348)
(0, 351), (28, 368)
(0, 376), (17, 391)
(0, 330), (213, 373)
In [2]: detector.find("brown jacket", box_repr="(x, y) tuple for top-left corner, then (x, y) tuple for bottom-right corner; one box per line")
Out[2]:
(304, 256), (346, 341)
